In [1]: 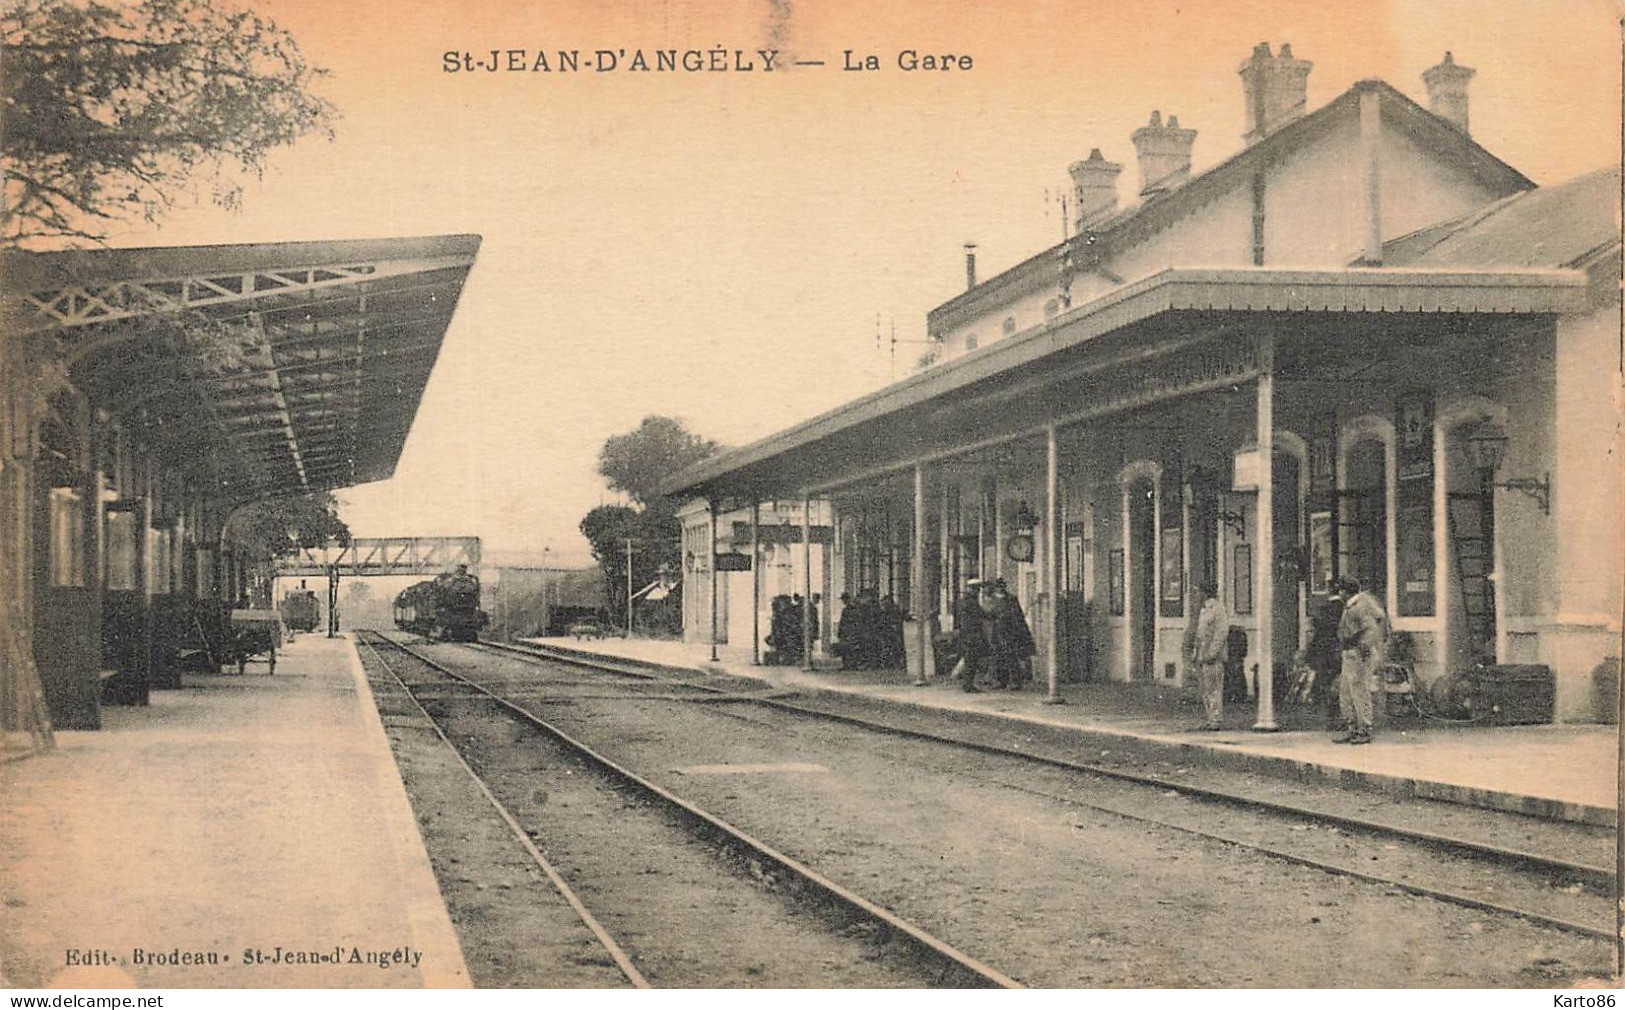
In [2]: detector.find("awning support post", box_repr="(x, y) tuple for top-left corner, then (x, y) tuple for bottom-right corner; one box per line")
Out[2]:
(912, 463), (929, 686)
(801, 494), (814, 671)
(1253, 333), (1279, 731)
(708, 499), (719, 662)
(750, 500), (761, 666)
(1044, 424), (1067, 705)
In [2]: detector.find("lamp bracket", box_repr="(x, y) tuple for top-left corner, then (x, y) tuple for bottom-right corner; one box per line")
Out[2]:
(1493, 472), (1550, 515)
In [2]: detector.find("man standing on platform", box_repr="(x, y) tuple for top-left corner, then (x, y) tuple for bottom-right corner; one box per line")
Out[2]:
(991, 578), (1035, 689)
(1190, 581), (1229, 730)
(1335, 577), (1388, 745)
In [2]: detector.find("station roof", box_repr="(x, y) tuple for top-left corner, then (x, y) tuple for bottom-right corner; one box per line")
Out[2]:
(662, 266), (1588, 502)
(2, 234), (481, 501)
(1383, 165), (1622, 271)
(926, 80), (1534, 334)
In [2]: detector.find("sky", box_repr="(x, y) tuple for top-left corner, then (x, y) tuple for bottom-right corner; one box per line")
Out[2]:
(102, 0), (1622, 565)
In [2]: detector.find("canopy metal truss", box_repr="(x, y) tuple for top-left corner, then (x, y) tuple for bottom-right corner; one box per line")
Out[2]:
(274, 535), (481, 578)
(1, 235), (481, 503)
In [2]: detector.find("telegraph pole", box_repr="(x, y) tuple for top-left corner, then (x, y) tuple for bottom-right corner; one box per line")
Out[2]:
(540, 545), (551, 638)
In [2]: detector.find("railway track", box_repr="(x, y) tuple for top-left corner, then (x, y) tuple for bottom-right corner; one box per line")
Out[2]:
(461, 636), (1615, 944)
(358, 630), (1021, 989)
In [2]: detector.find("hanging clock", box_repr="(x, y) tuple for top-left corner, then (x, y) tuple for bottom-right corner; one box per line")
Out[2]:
(1006, 534), (1035, 563)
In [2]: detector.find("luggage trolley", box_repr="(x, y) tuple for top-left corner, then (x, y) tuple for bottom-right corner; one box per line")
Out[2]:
(229, 608), (283, 674)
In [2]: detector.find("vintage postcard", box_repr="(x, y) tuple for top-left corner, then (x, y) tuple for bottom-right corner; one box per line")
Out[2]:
(1, 0), (1621, 996)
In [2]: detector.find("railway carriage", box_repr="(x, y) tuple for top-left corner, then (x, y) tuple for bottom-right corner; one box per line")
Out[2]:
(279, 589), (320, 633)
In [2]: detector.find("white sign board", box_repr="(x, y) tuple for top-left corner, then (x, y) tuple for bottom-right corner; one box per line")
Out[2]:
(1232, 448), (1262, 491)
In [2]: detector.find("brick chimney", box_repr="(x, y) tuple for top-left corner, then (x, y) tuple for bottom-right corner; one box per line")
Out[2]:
(1239, 42), (1313, 144)
(1068, 148), (1122, 230)
(1131, 110), (1198, 198)
(1422, 51), (1475, 133)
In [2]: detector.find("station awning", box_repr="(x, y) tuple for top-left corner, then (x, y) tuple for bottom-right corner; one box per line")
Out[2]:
(662, 266), (1588, 502)
(2, 234), (481, 501)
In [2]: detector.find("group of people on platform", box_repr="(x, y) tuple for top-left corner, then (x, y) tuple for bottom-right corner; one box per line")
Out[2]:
(817, 568), (1388, 744)
(830, 589), (906, 670)
(1187, 576), (1388, 744)
(947, 578), (1036, 693)
(763, 593), (818, 666)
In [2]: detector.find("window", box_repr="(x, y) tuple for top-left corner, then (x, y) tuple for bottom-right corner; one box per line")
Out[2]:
(1002, 316), (1017, 336)
(49, 487), (84, 587)
(106, 509), (139, 591)
(964, 334), (978, 352)
(195, 547), (215, 599)
(150, 526), (173, 594)
(1044, 299), (1059, 319)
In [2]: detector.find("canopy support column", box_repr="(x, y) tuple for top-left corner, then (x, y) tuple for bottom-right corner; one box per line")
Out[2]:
(708, 499), (719, 663)
(1044, 424), (1067, 704)
(802, 494), (814, 671)
(912, 463), (928, 686)
(1253, 334), (1279, 731)
(750, 501), (761, 665)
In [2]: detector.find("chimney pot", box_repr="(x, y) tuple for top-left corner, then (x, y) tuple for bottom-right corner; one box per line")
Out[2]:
(1069, 150), (1123, 230)
(1131, 110), (1198, 199)
(1239, 41), (1313, 144)
(1422, 51), (1475, 133)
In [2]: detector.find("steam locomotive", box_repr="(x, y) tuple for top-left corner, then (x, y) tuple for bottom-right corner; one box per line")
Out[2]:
(393, 566), (487, 641)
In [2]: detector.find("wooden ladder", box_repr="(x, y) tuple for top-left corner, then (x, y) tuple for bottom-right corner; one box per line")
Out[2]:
(1447, 493), (1496, 659)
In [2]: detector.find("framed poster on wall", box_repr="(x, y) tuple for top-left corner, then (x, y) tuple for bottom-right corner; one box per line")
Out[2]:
(1160, 527), (1184, 614)
(1308, 511), (1334, 594)
(1108, 548), (1125, 616)
(1232, 544), (1253, 615)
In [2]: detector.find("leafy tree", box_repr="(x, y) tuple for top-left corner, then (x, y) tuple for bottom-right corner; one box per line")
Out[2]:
(228, 492), (350, 564)
(1, 0), (336, 246)
(597, 415), (719, 507)
(585, 418), (719, 631)
(579, 504), (641, 627)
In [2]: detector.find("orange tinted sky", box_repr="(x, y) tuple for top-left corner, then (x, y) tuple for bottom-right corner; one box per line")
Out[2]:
(105, 0), (1622, 561)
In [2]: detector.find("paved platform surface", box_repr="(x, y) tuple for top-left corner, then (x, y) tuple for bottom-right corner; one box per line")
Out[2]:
(527, 635), (1620, 826)
(0, 634), (470, 989)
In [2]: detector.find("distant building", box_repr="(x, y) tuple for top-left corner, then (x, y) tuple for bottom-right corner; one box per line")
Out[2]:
(678, 499), (834, 657)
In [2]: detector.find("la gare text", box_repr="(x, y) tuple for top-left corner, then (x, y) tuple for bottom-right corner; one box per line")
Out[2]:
(441, 48), (973, 74)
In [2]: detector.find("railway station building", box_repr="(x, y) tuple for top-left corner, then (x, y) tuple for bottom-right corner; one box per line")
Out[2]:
(1, 234), (480, 737)
(667, 45), (1621, 725)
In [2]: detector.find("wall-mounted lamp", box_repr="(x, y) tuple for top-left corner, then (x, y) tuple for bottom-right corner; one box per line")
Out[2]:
(1219, 509), (1248, 538)
(1464, 430), (1550, 515)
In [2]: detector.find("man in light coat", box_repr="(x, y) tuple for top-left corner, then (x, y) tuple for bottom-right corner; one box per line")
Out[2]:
(1335, 577), (1388, 744)
(1190, 582), (1229, 730)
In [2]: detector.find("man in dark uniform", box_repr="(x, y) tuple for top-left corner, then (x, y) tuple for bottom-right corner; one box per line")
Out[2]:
(1306, 586), (1347, 728)
(954, 580), (990, 692)
(991, 578), (1036, 689)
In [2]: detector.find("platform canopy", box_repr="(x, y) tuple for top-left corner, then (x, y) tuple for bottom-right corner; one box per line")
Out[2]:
(2, 234), (480, 501)
(661, 265), (1589, 503)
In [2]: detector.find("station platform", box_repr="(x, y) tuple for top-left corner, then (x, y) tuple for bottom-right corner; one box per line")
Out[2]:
(524, 635), (1620, 827)
(0, 634), (470, 989)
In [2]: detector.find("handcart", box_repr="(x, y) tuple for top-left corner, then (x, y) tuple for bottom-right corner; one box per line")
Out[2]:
(229, 609), (282, 675)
